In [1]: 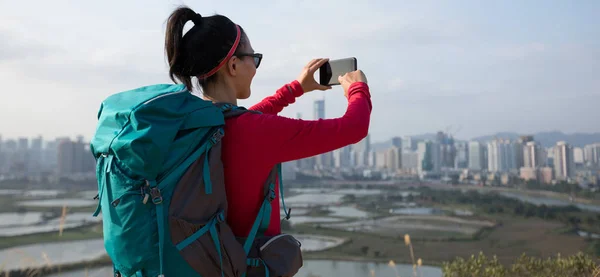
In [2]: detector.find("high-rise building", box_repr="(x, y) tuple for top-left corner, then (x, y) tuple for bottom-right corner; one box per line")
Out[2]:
(353, 134), (371, 167)
(554, 141), (575, 181)
(402, 137), (416, 151)
(401, 151), (419, 171)
(312, 99), (332, 169)
(385, 146), (401, 172)
(454, 141), (469, 169)
(488, 139), (518, 173)
(333, 145), (353, 168)
(515, 136), (534, 169)
(313, 99), (325, 120)
(573, 147), (585, 165)
(0, 135), (4, 173)
(11, 137), (30, 173)
(57, 139), (75, 175)
(57, 136), (94, 176)
(2, 139), (17, 173)
(584, 143), (600, 167)
(524, 141), (545, 168)
(468, 141), (486, 171)
(374, 151), (386, 169)
(417, 141), (441, 175)
(316, 152), (335, 169)
(435, 132), (456, 168)
(29, 135), (44, 174)
(389, 138), (402, 169)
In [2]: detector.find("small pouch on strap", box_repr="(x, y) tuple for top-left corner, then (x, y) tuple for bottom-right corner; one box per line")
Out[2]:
(244, 234), (303, 277)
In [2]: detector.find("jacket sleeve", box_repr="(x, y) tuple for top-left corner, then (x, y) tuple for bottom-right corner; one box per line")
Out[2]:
(242, 82), (372, 165)
(249, 80), (304, 115)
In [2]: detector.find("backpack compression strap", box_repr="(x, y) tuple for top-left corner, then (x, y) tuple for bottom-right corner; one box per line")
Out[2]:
(149, 127), (225, 277)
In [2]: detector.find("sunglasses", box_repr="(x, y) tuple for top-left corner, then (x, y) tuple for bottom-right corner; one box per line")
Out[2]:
(236, 53), (263, 68)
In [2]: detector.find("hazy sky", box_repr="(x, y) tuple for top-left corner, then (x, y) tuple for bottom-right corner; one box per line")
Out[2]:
(0, 0), (598, 142)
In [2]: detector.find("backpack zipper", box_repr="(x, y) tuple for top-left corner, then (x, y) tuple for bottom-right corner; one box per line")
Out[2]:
(259, 234), (300, 251)
(143, 89), (187, 105)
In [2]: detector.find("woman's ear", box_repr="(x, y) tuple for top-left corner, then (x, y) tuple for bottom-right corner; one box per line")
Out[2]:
(226, 56), (238, 77)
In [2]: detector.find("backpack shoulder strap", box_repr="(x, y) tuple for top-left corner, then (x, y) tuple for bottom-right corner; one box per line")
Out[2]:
(242, 166), (278, 254)
(214, 102), (261, 119)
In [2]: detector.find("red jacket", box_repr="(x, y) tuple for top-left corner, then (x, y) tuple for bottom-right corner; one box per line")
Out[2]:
(221, 80), (372, 237)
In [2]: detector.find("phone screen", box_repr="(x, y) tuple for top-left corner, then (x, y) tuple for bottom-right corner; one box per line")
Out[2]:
(319, 57), (357, 86)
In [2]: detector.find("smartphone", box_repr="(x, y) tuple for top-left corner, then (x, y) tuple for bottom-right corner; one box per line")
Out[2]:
(319, 57), (357, 86)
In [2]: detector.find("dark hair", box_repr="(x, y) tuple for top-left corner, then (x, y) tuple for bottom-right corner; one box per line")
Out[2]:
(165, 6), (247, 91)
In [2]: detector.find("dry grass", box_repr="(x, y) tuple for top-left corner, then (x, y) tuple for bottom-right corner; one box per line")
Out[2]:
(380, 234), (425, 277)
(58, 205), (68, 237)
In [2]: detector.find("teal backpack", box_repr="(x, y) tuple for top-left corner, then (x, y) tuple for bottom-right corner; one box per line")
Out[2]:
(90, 84), (301, 277)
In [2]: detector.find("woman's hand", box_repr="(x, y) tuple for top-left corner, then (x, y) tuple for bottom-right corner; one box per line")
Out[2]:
(338, 70), (368, 98)
(296, 58), (332, 93)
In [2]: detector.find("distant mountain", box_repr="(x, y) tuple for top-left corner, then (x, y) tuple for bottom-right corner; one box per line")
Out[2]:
(472, 131), (600, 148)
(371, 133), (437, 151)
(372, 131), (600, 150)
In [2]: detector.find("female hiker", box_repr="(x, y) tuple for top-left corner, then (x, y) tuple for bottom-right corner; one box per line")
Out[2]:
(164, 6), (372, 242)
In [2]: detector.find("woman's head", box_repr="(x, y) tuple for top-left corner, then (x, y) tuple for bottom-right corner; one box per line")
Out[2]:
(165, 6), (261, 100)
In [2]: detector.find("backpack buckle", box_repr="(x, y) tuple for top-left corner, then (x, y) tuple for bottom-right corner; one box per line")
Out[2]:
(219, 103), (233, 112)
(210, 129), (225, 145)
(150, 187), (163, 204)
(268, 187), (276, 201)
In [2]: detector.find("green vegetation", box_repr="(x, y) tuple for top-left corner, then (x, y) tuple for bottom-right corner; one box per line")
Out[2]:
(3, 255), (112, 277)
(0, 224), (103, 250)
(415, 187), (600, 233)
(2, 185), (600, 275)
(291, 212), (589, 266)
(520, 179), (600, 200)
(442, 252), (599, 277)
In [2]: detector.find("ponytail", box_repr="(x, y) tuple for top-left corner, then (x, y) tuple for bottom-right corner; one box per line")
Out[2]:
(165, 7), (197, 91)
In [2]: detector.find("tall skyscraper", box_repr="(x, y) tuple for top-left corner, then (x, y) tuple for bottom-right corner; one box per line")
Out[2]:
(554, 141), (575, 181)
(487, 139), (519, 172)
(333, 145), (353, 168)
(353, 134), (371, 167)
(468, 141), (486, 171)
(402, 137), (415, 151)
(385, 146), (401, 172)
(584, 143), (600, 167)
(435, 132), (456, 168)
(454, 141), (469, 169)
(57, 139), (75, 175)
(401, 151), (419, 171)
(524, 141), (545, 168)
(312, 99), (331, 169)
(573, 147), (585, 165)
(57, 136), (94, 176)
(390, 137), (402, 169)
(0, 134), (4, 173)
(417, 141), (440, 176)
(313, 99), (325, 120)
(30, 135), (44, 174)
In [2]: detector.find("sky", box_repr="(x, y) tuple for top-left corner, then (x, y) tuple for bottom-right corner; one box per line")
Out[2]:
(0, 0), (599, 143)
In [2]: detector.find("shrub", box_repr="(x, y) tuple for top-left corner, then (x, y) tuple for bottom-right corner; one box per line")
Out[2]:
(442, 252), (598, 277)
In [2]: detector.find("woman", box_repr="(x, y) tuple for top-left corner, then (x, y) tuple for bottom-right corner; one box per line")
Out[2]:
(165, 7), (372, 239)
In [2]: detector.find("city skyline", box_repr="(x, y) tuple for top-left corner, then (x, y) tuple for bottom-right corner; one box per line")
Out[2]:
(1, 1), (599, 141)
(1, 128), (600, 146)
